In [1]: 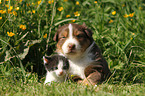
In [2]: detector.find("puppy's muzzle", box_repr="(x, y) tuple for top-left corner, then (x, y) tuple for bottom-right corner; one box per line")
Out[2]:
(68, 44), (76, 53)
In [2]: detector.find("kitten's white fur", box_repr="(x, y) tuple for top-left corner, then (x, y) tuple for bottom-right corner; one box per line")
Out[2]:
(44, 60), (68, 84)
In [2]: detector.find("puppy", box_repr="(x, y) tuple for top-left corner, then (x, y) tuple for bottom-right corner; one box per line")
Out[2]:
(53, 23), (111, 85)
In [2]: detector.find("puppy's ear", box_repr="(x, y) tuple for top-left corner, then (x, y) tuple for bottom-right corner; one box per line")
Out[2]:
(84, 29), (93, 39)
(82, 23), (93, 39)
(53, 32), (58, 42)
(58, 25), (61, 28)
(82, 22), (87, 27)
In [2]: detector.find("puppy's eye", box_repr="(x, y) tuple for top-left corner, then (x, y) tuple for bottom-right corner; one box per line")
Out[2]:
(61, 36), (66, 39)
(76, 34), (83, 38)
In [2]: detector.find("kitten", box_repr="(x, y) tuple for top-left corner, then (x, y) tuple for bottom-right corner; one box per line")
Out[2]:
(43, 55), (69, 84)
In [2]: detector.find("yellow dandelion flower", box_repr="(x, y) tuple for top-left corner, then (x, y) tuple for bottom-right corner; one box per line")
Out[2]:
(109, 20), (113, 23)
(0, 10), (3, 13)
(7, 32), (15, 37)
(132, 33), (135, 35)
(57, 7), (63, 11)
(0, 1), (2, 4)
(43, 33), (47, 38)
(32, 2), (34, 5)
(66, 15), (71, 18)
(48, 1), (51, 4)
(129, 12), (134, 17)
(64, 0), (68, 1)
(5, 5), (9, 8)
(13, 11), (17, 16)
(5, 0), (9, 1)
(19, 25), (23, 28)
(76, 1), (79, 5)
(15, 7), (19, 11)
(37, 0), (41, 5)
(131, 37), (133, 40)
(8, 9), (12, 13)
(74, 11), (80, 16)
(22, 26), (26, 30)
(71, 20), (76, 22)
(10, 6), (13, 10)
(94, 1), (97, 4)
(32, 10), (35, 13)
(19, 25), (26, 31)
(48, 0), (54, 4)
(123, 14), (129, 18)
(1, 10), (6, 14)
(112, 11), (116, 15)
(0, 17), (2, 20)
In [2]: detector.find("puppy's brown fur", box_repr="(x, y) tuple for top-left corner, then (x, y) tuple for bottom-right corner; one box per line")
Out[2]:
(53, 23), (111, 85)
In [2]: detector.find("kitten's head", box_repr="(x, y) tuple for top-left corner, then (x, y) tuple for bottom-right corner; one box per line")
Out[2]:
(43, 55), (69, 77)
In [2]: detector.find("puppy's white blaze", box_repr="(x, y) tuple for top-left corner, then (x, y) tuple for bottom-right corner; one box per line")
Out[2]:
(62, 24), (81, 54)
(68, 24), (73, 39)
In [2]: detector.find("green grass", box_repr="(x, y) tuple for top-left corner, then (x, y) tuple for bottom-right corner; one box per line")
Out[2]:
(0, 76), (145, 96)
(0, 0), (145, 95)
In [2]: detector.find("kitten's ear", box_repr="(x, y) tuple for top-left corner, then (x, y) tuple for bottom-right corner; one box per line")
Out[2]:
(43, 56), (51, 64)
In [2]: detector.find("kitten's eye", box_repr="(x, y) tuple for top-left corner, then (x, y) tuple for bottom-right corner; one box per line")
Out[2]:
(63, 66), (68, 70)
(54, 67), (58, 70)
(50, 68), (53, 70)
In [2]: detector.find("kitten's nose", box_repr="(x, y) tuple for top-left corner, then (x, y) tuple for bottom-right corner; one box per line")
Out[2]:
(59, 71), (63, 76)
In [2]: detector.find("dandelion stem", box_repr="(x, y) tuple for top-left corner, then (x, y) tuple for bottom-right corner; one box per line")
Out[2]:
(46, 1), (56, 51)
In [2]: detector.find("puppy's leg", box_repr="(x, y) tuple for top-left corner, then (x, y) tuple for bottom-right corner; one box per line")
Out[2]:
(82, 64), (103, 86)
(70, 75), (82, 83)
(82, 71), (102, 86)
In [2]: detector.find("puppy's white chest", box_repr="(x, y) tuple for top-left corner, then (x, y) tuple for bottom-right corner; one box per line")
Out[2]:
(69, 57), (92, 79)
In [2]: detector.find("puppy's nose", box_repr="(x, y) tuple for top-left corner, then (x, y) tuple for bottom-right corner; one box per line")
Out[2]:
(68, 44), (75, 50)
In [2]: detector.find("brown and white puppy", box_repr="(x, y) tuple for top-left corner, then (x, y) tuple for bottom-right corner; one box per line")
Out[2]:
(53, 23), (111, 85)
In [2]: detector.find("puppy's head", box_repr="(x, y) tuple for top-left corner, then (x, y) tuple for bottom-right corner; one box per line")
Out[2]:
(53, 23), (93, 59)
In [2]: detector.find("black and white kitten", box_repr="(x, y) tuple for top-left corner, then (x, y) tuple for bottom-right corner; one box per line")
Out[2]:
(43, 55), (69, 84)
